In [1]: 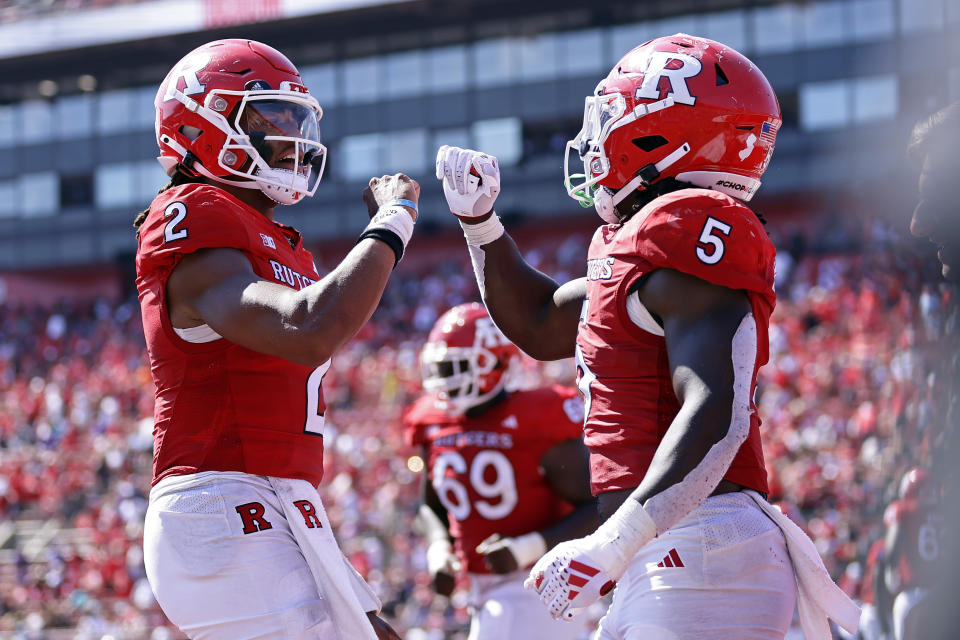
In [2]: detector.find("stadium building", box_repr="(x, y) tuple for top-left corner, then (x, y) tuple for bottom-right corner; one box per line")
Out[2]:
(0, 0), (954, 277)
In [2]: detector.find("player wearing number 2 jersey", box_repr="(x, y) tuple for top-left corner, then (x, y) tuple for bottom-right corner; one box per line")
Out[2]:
(404, 303), (599, 640)
(135, 39), (415, 640)
(435, 35), (859, 638)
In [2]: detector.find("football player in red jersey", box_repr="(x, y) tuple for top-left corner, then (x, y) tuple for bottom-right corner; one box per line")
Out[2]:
(435, 35), (859, 638)
(883, 468), (945, 640)
(404, 303), (599, 639)
(135, 39), (414, 639)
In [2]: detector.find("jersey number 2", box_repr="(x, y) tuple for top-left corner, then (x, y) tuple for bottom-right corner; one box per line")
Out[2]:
(304, 360), (331, 435)
(432, 450), (518, 521)
(163, 201), (188, 242)
(696, 216), (731, 265)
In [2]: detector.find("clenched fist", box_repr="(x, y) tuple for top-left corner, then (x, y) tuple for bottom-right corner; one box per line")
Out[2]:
(435, 146), (500, 220)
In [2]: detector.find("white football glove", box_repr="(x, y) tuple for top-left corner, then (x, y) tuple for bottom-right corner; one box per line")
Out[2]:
(523, 537), (620, 621)
(523, 499), (656, 621)
(435, 145), (500, 219)
(426, 538), (461, 577)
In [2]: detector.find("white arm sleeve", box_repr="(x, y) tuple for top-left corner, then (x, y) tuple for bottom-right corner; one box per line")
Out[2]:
(642, 312), (758, 536)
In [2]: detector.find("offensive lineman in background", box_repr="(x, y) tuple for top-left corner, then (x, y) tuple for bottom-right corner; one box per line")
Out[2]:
(404, 303), (599, 640)
(135, 39), (415, 639)
(436, 35), (859, 638)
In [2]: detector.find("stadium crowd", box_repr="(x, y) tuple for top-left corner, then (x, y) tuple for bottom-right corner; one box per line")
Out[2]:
(0, 217), (948, 638)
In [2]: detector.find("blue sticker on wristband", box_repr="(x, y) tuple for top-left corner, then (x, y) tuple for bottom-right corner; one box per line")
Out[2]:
(388, 199), (418, 213)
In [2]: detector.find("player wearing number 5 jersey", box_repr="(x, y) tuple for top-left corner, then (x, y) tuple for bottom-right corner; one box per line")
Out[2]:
(404, 303), (599, 640)
(436, 35), (859, 638)
(135, 39), (413, 640)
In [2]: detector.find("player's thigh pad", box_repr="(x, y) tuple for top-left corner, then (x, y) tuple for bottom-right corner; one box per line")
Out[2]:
(595, 492), (796, 640)
(143, 471), (340, 639)
(467, 571), (586, 640)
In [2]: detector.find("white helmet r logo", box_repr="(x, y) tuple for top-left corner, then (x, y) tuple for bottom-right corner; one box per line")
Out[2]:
(163, 52), (210, 102)
(635, 51), (702, 106)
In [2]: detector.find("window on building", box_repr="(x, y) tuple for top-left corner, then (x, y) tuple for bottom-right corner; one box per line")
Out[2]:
(800, 1), (849, 48)
(55, 94), (94, 140)
(851, 0), (894, 42)
(899, 0), (944, 32)
(777, 90), (800, 129)
(138, 160), (169, 203)
(799, 79), (850, 130)
(97, 89), (134, 135)
(472, 118), (522, 166)
(702, 10), (748, 53)
(431, 127), (470, 156)
(95, 162), (136, 208)
(426, 45), (468, 94)
(752, 4), (801, 54)
(20, 172), (59, 217)
(0, 180), (15, 217)
(522, 118), (579, 163)
(339, 133), (383, 181)
(473, 37), (519, 88)
(385, 50), (425, 99)
(852, 75), (898, 123)
(22, 100), (53, 145)
(0, 105), (15, 148)
(559, 28), (605, 77)
(518, 32), (559, 82)
(134, 86), (156, 130)
(341, 57), (380, 104)
(610, 22), (655, 62)
(301, 63), (338, 106)
(385, 128), (428, 175)
(656, 15), (702, 41)
(60, 173), (94, 207)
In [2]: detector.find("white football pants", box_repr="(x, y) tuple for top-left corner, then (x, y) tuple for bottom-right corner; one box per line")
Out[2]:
(143, 471), (378, 640)
(594, 492), (797, 640)
(467, 569), (590, 640)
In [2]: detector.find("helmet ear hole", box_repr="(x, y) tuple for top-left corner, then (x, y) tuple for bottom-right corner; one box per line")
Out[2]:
(179, 125), (202, 141)
(715, 64), (730, 87)
(632, 135), (668, 152)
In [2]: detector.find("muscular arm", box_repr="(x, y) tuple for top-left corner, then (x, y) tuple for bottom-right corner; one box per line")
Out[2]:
(166, 238), (395, 367)
(622, 268), (755, 531)
(416, 462), (458, 595)
(466, 225), (584, 361)
(539, 438), (600, 548)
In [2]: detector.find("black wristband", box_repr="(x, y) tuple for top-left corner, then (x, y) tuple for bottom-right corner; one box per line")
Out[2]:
(357, 227), (404, 267)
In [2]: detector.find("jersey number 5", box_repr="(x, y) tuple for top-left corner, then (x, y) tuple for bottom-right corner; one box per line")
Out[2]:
(432, 450), (518, 521)
(696, 216), (731, 265)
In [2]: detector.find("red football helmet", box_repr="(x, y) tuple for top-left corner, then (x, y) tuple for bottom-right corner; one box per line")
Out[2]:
(421, 303), (520, 415)
(155, 39), (326, 205)
(899, 467), (935, 503)
(565, 33), (782, 223)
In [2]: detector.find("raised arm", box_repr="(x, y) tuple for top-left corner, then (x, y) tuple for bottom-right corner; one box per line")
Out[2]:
(166, 174), (418, 367)
(435, 146), (583, 360)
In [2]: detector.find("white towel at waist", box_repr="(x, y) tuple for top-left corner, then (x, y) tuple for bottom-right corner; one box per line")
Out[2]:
(744, 490), (860, 639)
(269, 476), (379, 640)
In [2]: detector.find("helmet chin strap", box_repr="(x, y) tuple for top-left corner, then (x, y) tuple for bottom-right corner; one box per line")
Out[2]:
(594, 143), (691, 223)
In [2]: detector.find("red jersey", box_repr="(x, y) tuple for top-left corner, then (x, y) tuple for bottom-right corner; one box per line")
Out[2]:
(576, 188), (775, 495)
(136, 183), (328, 487)
(884, 498), (944, 590)
(404, 387), (584, 574)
